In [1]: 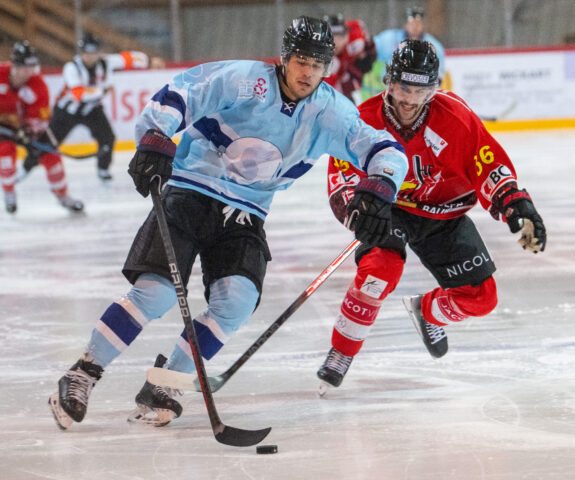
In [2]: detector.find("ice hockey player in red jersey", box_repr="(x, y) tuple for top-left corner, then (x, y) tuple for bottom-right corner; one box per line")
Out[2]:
(317, 39), (546, 392)
(0, 41), (83, 214)
(323, 14), (377, 104)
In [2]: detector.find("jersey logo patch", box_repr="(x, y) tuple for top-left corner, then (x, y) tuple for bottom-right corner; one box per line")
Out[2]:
(238, 78), (268, 102)
(423, 126), (448, 157)
(360, 275), (388, 299)
(480, 165), (514, 200)
(253, 78), (267, 102)
(281, 100), (297, 117)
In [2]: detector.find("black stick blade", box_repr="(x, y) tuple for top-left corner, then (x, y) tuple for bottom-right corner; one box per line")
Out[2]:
(215, 425), (272, 447)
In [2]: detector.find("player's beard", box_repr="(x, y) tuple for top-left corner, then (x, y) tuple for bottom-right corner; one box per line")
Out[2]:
(386, 94), (426, 126)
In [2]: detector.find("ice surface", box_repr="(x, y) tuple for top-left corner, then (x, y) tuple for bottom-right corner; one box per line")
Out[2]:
(1, 131), (574, 479)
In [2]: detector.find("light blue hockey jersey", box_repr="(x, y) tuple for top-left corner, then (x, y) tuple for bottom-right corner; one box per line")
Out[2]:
(135, 60), (407, 220)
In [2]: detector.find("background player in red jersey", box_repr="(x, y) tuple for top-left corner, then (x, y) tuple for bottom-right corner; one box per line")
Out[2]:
(322, 14), (377, 104)
(317, 40), (546, 392)
(0, 41), (83, 214)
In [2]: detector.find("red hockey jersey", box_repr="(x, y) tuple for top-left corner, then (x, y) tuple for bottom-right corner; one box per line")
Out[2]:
(324, 19), (374, 100)
(328, 90), (517, 221)
(0, 63), (51, 134)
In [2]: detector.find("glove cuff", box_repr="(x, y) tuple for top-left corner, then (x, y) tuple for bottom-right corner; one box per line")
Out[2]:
(138, 129), (177, 157)
(500, 188), (531, 209)
(354, 175), (396, 203)
(493, 183), (532, 215)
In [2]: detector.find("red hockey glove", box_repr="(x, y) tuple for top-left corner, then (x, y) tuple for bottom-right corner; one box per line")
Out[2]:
(345, 175), (395, 245)
(491, 184), (546, 253)
(128, 129), (176, 197)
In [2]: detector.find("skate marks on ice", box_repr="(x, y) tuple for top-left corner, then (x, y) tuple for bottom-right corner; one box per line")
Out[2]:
(1, 130), (575, 480)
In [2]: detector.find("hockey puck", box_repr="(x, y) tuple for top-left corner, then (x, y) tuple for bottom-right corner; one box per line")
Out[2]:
(256, 444), (278, 454)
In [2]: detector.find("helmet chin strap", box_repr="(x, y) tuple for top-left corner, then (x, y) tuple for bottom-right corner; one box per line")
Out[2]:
(384, 86), (435, 127)
(276, 62), (296, 102)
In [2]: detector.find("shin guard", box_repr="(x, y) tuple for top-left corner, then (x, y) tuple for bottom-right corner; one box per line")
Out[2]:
(332, 248), (404, 356)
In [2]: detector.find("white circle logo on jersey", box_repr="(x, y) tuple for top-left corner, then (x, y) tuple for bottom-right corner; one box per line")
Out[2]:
(224, 137), (282, 185)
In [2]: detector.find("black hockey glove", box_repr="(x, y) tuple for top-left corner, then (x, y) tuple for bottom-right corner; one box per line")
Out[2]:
(128, 129), (176, 197)
(13, 128), (32, 146)
(345, 175), (395, 245)
(491, 184), (546, 253)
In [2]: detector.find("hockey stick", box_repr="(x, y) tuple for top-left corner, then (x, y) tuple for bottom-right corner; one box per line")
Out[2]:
(147, 238), (361, 392)
(150, 177), (271, 447)
(478, 100), (518, 122)
(0, 125), (97, 160)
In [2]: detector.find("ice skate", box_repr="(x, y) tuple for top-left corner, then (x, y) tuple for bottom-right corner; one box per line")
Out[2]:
(98, 168), (113, 181)
(4, 191), (17, 214)
(48, 355), (104, 430)
(403, 295), (448, 358)
(127, 354), (183, 427)
(317, 347), (353, 397)
(58, 194), (84, 212)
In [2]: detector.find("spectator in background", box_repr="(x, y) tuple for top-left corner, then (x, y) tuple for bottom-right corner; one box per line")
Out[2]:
(374, 6), (445, 80)
(0, 41), (83, 214)
(323, 14), (377, 104)
(361, 6), (447, 101)
(40, 33), (165, 182)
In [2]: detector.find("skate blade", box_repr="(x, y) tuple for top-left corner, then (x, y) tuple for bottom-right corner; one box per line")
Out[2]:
(48, 393), (74, 430)
(127, 405), (175, 427)
(402, 296), (423, 339)
(318, 381), (333, 398)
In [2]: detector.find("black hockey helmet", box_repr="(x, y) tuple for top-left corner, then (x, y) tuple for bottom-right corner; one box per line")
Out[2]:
(281, 16), (335, 65)
(78, 32), (101, 53)
(384, 40), (439, 87)
(406, 6), (425, 20)
(322, 13), (347, 35)
(10, 41), (39, 67)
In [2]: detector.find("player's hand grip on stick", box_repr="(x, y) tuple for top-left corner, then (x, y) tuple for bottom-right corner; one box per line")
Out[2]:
(128, 129), (175, 197)
(0, 125), (97, 160)
(490, 183), (546, 253)
(345, 175), (395, 245)
(146, 239), (361, 393)
(149, 176), (271, 447)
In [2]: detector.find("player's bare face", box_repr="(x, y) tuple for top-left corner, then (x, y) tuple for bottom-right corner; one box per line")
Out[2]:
(405, 18), (424, 39)
(81, 52), (100, 68)
(10, 65), (37, 88)
(281, 55), (326, 101)
(388, 82), (436, 125)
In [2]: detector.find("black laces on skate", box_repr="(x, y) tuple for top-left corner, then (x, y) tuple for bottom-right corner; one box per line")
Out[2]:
(64, 370), (97, 406)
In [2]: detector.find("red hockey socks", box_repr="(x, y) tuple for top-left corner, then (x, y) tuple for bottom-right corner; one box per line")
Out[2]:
(332, 248), (404, 356)
(421, 276), (498, 326)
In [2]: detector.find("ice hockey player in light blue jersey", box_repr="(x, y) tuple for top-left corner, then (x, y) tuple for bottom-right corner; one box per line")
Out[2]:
(137, 59), (406, 219)
(49, 16), (408, 430)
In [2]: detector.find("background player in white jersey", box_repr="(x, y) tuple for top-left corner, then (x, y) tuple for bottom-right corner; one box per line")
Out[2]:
(317, 40), (546, 393)
(48, 16), (409, 430)
(36, 33), (163, 181)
